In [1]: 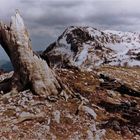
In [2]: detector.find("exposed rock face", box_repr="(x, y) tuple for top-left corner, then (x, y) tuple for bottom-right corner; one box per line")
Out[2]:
(0, 12), (62, 97)
(42, 26), (140, 69)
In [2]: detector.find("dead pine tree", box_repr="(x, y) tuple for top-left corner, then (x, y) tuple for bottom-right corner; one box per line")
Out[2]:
(0, 11), (63, 98)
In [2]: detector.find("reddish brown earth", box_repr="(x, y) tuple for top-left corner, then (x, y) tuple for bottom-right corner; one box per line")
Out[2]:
(0, 66), (139, 140)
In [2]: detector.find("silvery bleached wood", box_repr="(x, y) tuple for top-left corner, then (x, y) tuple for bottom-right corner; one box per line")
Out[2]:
(0, 11), (62, 97)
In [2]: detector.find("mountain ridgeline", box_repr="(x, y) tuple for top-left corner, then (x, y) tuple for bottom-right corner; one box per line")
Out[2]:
(42, 26), (140, 70)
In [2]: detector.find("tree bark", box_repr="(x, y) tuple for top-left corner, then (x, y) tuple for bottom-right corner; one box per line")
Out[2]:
(0, 11), (62, 98)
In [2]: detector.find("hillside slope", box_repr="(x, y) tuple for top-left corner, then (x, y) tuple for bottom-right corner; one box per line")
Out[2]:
(0, 66), (139, 139)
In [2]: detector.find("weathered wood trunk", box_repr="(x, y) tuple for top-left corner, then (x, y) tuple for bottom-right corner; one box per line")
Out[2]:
(0, 11), (62, 98)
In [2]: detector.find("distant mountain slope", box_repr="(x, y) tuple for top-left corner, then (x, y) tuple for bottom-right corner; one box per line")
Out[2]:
(42, 26), (140, 69)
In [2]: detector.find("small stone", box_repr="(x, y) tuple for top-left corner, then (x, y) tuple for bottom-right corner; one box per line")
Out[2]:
(12, 125), (18, 131)
(81, 106), (97, 119)
(94, 129), (106, 140)
(15, 107), (21, 112)
(111, 120), (121, 131)
(89, 121), (96, 132)
(53, 110), (61, 123)
(19, 111), (31, 117)
(84, 82), (88, 86)
(87, 130), (94, 140)
(107, 90), (116, 97)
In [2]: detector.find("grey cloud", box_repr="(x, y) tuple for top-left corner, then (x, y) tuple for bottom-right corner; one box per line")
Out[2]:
(85, 13), (134, 26)
(34, 14), (81, 27)
(1, 0), (140, 54)
(46, 1), (81, 8)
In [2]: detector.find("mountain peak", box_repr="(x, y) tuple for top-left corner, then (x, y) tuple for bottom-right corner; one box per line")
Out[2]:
(42, 26), (140, 70)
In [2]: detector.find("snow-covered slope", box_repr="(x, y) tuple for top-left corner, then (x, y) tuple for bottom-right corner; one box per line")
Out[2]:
(42, 26), (140, 69)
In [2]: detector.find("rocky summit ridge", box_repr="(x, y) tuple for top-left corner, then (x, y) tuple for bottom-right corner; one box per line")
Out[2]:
(42, 26), (140, 70)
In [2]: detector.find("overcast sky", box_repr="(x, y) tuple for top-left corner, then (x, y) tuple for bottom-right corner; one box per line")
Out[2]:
(0, 0), (140, 60)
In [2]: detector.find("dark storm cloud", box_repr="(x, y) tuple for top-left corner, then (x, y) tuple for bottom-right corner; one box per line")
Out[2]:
(1, 0), (140, 28)
(34, 13), (81, 27)
(0, 0), (140, 55)
(21, 0), (84, 27)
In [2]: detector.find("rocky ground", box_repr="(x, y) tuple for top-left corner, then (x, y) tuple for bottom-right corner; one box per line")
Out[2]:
(0, 66), (139, 140)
